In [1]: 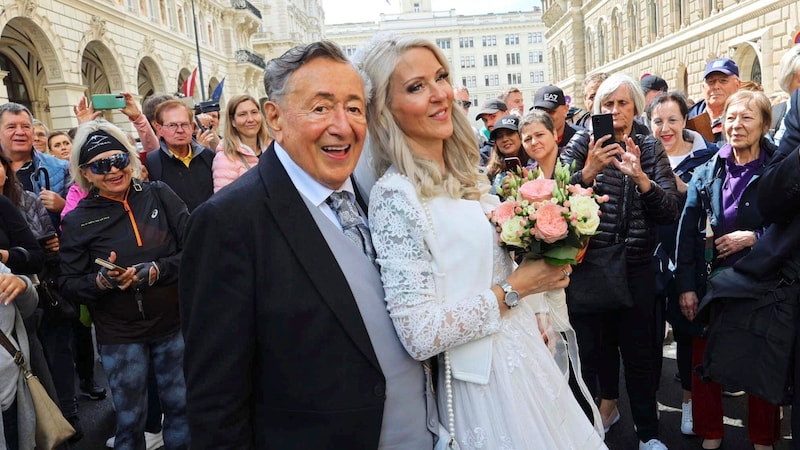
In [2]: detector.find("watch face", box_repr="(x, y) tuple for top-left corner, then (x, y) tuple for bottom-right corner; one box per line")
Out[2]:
(505, 291), (520, 308)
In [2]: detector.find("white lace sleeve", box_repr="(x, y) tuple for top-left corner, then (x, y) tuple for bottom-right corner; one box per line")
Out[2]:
(369, 174), (502, 361)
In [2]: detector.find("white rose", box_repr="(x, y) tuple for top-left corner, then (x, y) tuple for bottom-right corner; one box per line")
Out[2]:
(500, 218), (525, 247)
(569, 195), (601, 235)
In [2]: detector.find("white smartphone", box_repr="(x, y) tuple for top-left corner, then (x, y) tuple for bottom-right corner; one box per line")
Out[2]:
(94, 257), (126, 272)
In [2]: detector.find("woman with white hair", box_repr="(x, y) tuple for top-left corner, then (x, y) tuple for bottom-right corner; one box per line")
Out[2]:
(356, 33), (606, 450)
(58, 119), (190, 450)
(772, 44), (800, 145)
(561, 73), (680, 450)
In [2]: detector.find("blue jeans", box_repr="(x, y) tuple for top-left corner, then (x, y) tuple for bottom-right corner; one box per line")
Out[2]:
(100, 331), (189, 450)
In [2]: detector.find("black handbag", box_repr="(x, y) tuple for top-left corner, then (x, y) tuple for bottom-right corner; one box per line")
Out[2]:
(38, 259), (78, 323)
(699, 261), (800, 405)
(565, 242), (633, 314)
(565, 178), (634, 314)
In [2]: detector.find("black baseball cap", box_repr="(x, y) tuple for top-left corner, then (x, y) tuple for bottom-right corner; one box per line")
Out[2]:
(475, 99), (508, 120)
(532, 85), (566, 111)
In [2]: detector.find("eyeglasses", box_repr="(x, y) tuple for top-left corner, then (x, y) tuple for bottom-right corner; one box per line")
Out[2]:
(162, 122), (192, 132)
(80, 153), (130, 175)
(456, 100), (472, 109)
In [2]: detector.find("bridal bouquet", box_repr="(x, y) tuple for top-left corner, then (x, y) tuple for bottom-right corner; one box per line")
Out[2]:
(489, 161), (608, 265)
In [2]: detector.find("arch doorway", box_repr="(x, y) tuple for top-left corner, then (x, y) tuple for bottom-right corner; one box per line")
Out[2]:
(733, 43), (762, 84)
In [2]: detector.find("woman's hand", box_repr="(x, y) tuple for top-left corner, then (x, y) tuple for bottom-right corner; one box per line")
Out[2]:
(582, 135), (623, 185)
(43, 236), (59, 253)
(120, 92), (143, 121)
(507, 259), (571, 297)
(74, 96), (101, 124)
(715, 230), (757, 259)
(0, 273), (27, 305)
(96, 251), (137, 291)
(614, 135), (652, 193)
(679, 291), (699, 321)
(674, 173), (688, 195)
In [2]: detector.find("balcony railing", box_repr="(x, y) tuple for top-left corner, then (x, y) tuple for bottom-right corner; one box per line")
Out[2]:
(235, 49), (266, 69)
(231, 0), (262, 20)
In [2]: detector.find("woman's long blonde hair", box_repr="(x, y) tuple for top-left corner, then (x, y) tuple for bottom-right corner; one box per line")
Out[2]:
(354, 33), (484, 200)
(221, 94), (269, 160)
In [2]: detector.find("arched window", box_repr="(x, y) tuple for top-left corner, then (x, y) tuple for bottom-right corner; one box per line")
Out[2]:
(597, 20), (606, 65)
(586, 29), (595, 71)
(672, 0), (686, 30)
(648, 0), (659, 42)
(0, 53), (31, 110)
(559, 41), (567, 80)
(627, 1), (639, 51)
(611, 9), (622, 57)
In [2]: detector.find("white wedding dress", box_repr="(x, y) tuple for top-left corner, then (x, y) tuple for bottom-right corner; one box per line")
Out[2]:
(369, 169), (607, 450)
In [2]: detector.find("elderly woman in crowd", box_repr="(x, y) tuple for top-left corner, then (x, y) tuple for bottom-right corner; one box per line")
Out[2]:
(676, 90), (778, 450)
(59, 119), (190, 450)
(212, 94), (270, 192)
(561, 73), (679, 450)
(647, 91), (719, 436)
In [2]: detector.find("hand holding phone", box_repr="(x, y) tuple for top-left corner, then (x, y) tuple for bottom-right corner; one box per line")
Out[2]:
(504, 157), (522, 174)
(95, 257), (126, 272)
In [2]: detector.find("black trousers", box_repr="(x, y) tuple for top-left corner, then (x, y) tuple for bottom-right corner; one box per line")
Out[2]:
(2, 397), (18, 449)
(570, 261), (662, 442)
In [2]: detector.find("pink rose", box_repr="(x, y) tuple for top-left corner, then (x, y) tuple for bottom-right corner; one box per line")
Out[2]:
(534, 202), (569, 243)
(519, 179), (556, 204)
(567, 184), (593, 196)
(491, 201), (518, 225)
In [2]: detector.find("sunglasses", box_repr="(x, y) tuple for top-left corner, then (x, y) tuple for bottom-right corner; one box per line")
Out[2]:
(81, 153), (130, 175)
(456, 100), (472, 108)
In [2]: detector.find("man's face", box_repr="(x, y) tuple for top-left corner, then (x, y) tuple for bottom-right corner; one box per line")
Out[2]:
(702, 72), (740, 113)
(584, 81), (601, 113)
(505, 92), (524, 115)
(264, 57), (367, 190)
(480, 111), (507, 132)
(644, 90), (662, 108)
(454, 89), (471, 114)
(156, 106), (195, 149)
(208, 111), (220, 130)
(0, 111), (34, 157)
(541, 104), (568, 136)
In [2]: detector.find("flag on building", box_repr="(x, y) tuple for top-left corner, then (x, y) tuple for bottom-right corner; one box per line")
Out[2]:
(210, 77), (225, 102)
(182, 68), (198, 97)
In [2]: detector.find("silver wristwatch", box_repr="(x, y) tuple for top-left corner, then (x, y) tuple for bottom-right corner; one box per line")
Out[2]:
(500, 281), (520, 309)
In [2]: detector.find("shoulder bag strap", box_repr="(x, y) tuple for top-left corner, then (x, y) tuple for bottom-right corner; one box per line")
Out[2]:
(0, 330), (24, 368)
(237, 152), (252, 170)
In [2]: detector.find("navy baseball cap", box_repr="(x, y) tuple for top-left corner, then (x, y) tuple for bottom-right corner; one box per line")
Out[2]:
(532, 85), (566, 111)
(703, 58), (739, 78)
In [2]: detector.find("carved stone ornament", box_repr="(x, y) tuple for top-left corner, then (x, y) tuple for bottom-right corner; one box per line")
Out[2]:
(18, 0), (37, 16)
(143, 36), (155, 55)
(90, 15), (107, 38)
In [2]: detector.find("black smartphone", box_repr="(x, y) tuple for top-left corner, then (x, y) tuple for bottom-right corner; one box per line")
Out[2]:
(592, 113), (617, 146)
(504, 157), (522, 173)
(37, 233), (56, 246)
(194, 116), (206, 133)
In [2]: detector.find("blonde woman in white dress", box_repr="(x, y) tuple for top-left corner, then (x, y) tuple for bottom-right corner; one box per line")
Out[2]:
(355, 34), (607, 450)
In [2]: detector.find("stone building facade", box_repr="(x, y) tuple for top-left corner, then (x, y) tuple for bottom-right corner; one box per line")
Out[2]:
(0, 0), (323, 131)
(542, 0), (799, 109)
(325, 0), (548, 121)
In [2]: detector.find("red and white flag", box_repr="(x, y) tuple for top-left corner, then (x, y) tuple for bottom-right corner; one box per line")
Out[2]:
(182, 68), (198, 97)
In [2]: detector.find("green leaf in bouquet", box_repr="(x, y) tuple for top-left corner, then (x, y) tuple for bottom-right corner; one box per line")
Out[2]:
(542, 245), (581, 265)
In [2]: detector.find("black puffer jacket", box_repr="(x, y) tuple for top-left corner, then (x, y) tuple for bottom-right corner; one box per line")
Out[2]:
(561, 130), (680, 263)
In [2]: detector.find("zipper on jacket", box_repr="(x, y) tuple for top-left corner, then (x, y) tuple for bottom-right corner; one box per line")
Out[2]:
(101, 187), (143, 247)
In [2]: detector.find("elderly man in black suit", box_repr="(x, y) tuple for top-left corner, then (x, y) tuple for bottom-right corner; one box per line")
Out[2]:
(179, 41), (442, 449)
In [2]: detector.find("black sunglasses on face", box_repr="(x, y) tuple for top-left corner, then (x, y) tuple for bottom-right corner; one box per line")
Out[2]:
(456, 100), (472, 108)
(81, 153), (131, 175)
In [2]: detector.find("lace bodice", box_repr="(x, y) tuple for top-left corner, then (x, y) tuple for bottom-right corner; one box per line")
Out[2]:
(369, 171), (507, 360)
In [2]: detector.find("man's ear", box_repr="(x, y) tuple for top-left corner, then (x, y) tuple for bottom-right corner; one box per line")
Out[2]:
(263, 101), (282, 135)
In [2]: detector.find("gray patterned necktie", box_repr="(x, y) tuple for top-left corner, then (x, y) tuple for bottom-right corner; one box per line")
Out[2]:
(327, 191), (376, 263)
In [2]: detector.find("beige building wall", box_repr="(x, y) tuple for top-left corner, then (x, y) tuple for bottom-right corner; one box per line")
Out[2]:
(325, 4), (549, 123)
(542, 0), (799, 110)
(0, 0), (325, 132)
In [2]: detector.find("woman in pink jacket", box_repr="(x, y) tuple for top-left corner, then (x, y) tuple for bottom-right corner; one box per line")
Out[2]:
(212, 95), (270, 192)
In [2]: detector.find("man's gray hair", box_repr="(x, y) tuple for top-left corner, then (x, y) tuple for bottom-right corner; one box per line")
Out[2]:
(263, 40), (371, 105)
(0, 103), (33, 123)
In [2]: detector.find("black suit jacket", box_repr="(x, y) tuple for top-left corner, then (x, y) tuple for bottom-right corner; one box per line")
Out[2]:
(180, 145), (385, 449)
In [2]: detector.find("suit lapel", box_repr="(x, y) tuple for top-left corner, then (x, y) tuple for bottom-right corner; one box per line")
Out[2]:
(259, 147), (381, 371)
